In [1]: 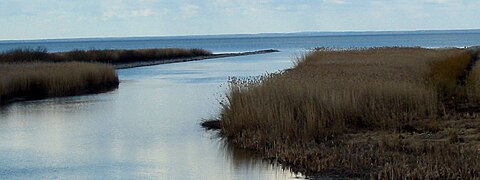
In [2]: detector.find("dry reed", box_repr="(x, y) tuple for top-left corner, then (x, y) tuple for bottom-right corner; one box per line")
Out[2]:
(216, 47), (480, 178)
(428, 50), (472, 102)
(0, 47), (210, 104)
(467, 51), (480, 101)
(0, 62), (119, 103)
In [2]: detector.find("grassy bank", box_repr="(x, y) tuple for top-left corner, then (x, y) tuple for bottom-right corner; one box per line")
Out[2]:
(0, 62), (119, 104)
(0, 47), (212, 64)
(0, 47), (276, 105)
(208, 47), (480, 178)
(0, 47), (213, 104)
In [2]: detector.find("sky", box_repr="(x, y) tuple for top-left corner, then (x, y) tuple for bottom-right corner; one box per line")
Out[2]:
(0, 0), (479, 40)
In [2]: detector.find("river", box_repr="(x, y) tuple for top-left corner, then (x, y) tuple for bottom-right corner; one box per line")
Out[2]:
(1, 32), (479, 179)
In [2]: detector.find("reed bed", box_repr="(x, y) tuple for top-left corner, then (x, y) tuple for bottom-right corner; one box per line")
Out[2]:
(0, 62), (119, 103)
(0, 47), (210, 104)
(215, 47), (480, 178)
(429, 50), (473, 102)
(467, 51), (480, 101)
(0, 47), (212, 64)
(468, 66), (480, 98)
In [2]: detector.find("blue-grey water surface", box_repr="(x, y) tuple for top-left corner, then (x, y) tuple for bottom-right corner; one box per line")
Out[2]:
(0, 33), (479, 179)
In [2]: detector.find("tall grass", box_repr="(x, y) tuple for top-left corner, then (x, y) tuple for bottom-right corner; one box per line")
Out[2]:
(222, 48), (458, 142)
(0, 47), (210, 104)
(428, 50), (473, 101)
(467, 51), (480, 101)
(217, 47), (480, 178)
(0, 48), (212, 64)
(0, 62), (119, 103)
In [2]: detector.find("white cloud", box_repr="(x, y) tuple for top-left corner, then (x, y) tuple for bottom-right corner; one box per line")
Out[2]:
(323, 0), (346, 5)
(427, 0), (456, 4)
(1, 0), (479, 40)
(131, 9), (154, 17)
(180, 4), (200, 18)
(332, 0), (346, 4)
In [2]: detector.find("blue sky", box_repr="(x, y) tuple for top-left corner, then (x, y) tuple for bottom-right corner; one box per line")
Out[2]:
(1, 0), (479, 40)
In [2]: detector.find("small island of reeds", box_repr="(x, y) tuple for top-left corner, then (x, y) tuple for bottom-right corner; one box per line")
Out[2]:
(0, 62), (119, 104)
(0, 47), (212, 105)
(204, 47), (480, 178)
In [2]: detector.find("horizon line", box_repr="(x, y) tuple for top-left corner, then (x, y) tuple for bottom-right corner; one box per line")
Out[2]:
(1, 28), (479, 42)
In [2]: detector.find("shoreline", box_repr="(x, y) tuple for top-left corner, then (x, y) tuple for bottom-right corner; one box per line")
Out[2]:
(0, 82), (119, 106)
(204, 46), (480, 178)
(0, 49), (279, 106)
(0, 62), (119, 107)
(113, 49), (280, 69)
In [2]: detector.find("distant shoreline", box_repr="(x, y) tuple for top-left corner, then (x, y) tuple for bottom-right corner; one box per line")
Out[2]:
(113, 49), (280, 69)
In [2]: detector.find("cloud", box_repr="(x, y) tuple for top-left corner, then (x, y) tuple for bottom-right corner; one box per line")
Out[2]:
(0, 0), (479, 40)
(427, 0), (456, 4)
(325, 0), (346, 4)
(131, 9), (154, 17)
(180, 4), (200, 18)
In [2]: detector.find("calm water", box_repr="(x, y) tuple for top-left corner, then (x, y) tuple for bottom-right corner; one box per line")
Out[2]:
(0, 33), (479, 179)
(1, 33), (480, 53)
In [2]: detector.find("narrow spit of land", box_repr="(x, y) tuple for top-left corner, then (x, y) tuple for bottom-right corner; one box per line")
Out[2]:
(0, 48), (279, 105)
(204, 46), (480, 179)
(0, 48), (279, 69)
(114, 49), (279, 69)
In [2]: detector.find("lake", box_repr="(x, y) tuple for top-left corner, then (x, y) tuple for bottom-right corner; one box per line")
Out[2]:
(0, 32), (479, 179)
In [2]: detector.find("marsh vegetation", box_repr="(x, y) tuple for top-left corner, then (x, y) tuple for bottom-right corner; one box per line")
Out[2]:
(208, 47), (480, 178)
(0, 62), (119, 104)
(0, 47), (212, 64)
(0, 47), (216, 104)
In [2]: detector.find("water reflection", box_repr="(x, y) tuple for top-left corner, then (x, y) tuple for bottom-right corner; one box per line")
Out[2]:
(0, 52), (298, 179)
(218, 137), (306, 179)
(1, 34), (478, 179)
